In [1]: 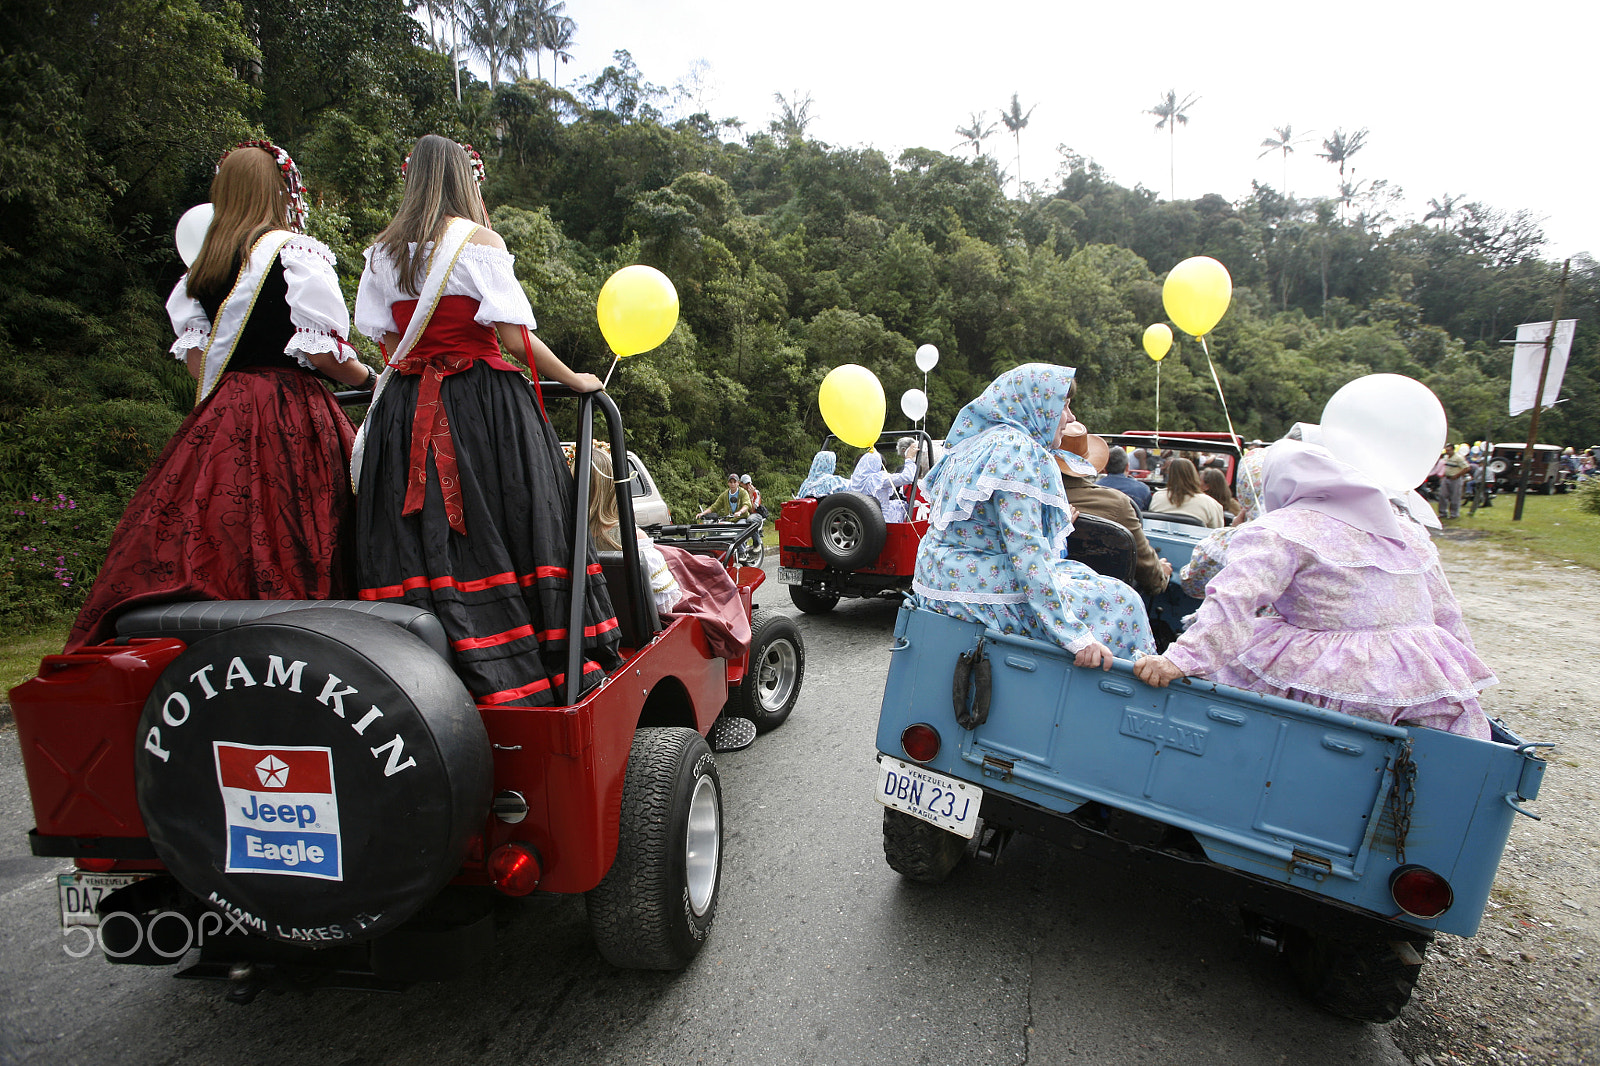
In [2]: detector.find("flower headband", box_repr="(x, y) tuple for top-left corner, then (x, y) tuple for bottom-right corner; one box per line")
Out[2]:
(401, 141), (486, 186)
(218, 139), (308, 232)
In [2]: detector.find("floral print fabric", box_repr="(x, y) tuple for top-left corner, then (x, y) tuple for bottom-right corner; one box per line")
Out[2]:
(1179, 449), (1266, 598)
(796, 450), (847, 498)
(914, 363), (1153, 659)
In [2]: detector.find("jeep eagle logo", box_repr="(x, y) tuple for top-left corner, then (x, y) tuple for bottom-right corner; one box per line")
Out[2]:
(255, 755), (291, 789)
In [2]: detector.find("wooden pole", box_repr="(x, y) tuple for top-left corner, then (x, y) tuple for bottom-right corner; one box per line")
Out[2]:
(1513, 259), (1570, 521)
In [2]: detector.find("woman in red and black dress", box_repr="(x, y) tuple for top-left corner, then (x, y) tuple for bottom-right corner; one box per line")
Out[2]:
(353, 135), (621, 707)
(66, 141), (371, 652)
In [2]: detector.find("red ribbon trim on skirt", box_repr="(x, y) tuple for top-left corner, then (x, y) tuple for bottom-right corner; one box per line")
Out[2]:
(358, 562), (603, 602)
(478, 660), (605, 706)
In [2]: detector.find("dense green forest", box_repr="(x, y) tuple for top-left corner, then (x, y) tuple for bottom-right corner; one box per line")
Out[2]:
(2, 0), (1595, 626)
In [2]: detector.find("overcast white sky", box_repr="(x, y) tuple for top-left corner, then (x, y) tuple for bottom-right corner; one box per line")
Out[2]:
(477, 0), (1597, 263)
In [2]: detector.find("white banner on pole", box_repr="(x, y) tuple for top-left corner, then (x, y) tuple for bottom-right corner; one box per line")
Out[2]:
(1509, 319), (1576, 416)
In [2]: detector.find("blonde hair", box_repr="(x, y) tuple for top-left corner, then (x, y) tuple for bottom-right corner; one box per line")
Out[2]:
(1164, 458), (1203, 506)
(587, 446), (622, 550)
(188, 147), (290, 300)
(375, 135), (490, 296)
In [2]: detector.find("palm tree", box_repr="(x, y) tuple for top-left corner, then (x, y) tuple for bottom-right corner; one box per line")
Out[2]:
(544, 15), (575, 88)
(1424, 193), (1464, 232)
(525, 0), (568, 81)
(953, 112), (996, 159)
(409, 0), (464, 101)
(1257, 124), (1309, 196)
(1317, 127), (1368, 217)
(1145, 89), (1199, 200)
(461, 0), (531, 89)
(998, 93), (1036, 197)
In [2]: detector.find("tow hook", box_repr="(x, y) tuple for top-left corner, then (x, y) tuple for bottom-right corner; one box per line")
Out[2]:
(974, 825), (1010, 865)
(225, 962), (262, 1005)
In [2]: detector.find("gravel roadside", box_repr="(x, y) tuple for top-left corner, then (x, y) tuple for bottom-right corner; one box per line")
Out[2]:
(1394, 535), (1600, 1065)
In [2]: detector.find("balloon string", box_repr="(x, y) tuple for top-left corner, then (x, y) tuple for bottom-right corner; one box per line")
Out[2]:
(1199, 334), (1243, 466)
(1155, 359), (1161, 451)
(601, 354), (619, 389)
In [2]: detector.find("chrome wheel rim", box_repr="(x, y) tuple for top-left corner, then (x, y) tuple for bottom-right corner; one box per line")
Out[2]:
(685, 774), (719, 916)
(756, 638), (798, 712)
(824, 510), (860, 553)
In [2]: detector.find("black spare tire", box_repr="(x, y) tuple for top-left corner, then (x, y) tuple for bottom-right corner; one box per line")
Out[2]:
(811, 491), (887, 569)
(134, 608), (490, 946)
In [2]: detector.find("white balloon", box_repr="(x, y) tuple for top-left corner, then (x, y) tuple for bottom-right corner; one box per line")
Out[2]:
(175, 203), (215, 267)
(1320, 374), (1447, 492)
(900, 388), (928, 422)
(914, 343), (939, 373)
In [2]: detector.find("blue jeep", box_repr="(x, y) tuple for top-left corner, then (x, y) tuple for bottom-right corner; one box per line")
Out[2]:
(873, 516), (1548, 1023)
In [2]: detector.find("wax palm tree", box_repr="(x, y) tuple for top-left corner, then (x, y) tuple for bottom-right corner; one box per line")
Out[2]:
(953, 112), (996, 159)
(545, 15), (575, 88)
(999, 93), (1036, 197)
(1257, 124), (1309, 196)
(409, 0), (464, 101)
(772, 90), (815, 143)
(1424, 193), (1464, 232)
(1145, 89), (1199, 200)
(1317, 127), (1368, 217)
(462, 0), (531, 89)
(525, 0), (568, 81)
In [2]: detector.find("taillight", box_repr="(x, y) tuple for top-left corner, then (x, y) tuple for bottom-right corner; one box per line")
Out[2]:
(489, 843), (543, 896)
(901, 724), (941, 763)
(1390, 865), (1453, 919)
(76, 857), (117, 873)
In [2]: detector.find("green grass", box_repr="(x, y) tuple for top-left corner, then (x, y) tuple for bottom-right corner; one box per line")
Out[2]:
(1, 622), (69, 703)
(1441, 491), (1600, 570)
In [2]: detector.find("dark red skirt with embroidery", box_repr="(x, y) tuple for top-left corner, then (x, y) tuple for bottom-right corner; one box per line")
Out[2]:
(355, 359), (622, 708)
(66, 367), (357, 652)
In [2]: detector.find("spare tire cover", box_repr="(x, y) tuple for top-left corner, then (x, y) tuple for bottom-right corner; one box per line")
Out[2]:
(135, 608), (490, 946)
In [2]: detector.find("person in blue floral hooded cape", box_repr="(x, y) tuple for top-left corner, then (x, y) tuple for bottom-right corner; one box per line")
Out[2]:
(911, 363), (1154, 667)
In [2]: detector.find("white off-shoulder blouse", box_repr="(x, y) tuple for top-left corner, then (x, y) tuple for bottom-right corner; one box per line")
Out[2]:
(165, 236), (355, 366)
(353, 241), (537, 345)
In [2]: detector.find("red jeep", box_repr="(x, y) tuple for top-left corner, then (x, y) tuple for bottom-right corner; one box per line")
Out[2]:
(12, 388), (803, 998)
(776, 431), (934, 614)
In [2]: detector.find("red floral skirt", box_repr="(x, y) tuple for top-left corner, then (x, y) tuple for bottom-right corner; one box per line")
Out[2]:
(66, 368), (356, 652)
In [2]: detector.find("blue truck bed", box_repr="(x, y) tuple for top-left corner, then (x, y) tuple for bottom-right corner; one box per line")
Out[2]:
(875, 602), (1546, 939)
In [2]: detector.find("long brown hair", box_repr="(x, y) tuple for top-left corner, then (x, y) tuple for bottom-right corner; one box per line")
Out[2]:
(1202, 466), (1239, 515)
(1163, 458), (1203, 505)
(375, 135), (489, 296)
(187, 147), (290, 301)
(587, 447), (622, 550)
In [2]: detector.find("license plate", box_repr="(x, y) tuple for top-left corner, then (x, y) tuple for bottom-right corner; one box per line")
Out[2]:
(875, 756), (983, 838)
(57, 872), (150, 929)
(778, 567), (803, 585)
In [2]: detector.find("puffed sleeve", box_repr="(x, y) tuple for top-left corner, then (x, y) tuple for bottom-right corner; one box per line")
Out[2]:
(989, 489), (1099, 654)
(1178, 527), (1231, 598)
(354, 245), (399, 344)
(459, 244), (537, 329)
(280, 238), (355, 366)
(166, 276), (211, 359)
(1164, 525), (1301, 677)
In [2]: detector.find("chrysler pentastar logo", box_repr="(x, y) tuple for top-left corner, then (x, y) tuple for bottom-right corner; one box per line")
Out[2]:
(254, 755), (291, 789)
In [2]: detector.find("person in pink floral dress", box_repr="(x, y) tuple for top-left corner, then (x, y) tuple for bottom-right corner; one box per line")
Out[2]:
(1133, 440), (1496, 738)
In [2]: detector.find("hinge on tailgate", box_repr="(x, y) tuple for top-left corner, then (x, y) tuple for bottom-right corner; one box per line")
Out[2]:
(1290, 849), (1333, 883)
(981, 754), (1014, 782)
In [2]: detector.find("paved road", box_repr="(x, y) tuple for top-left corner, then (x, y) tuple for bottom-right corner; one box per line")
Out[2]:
(0, 574), (1408, 1065)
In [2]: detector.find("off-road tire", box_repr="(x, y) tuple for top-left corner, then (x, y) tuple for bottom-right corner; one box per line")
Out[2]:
(1285, 929), (1428, 1023)
(811, 491), (887, 569)
(788, 585), (839, 614)
(586, 728), (721, 970)
(735, 532), (766, 569)
(732, 614), (804, 732)
(882, 808), (968, 884)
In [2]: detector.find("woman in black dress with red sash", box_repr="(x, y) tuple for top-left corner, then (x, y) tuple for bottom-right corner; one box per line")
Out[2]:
(66, 141), (372, 652)
(353, 135), (621, 707)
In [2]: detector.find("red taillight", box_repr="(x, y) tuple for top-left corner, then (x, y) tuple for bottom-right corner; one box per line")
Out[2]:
(76, 857), (117, 873)
(489, 843), (543, 896)
(1390, 865), (1453, 919)
(901, 724), (941, 763)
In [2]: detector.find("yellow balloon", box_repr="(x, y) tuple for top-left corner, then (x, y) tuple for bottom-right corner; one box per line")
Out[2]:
(818, 364), (885, 449)
(1142, 323), (1173, 362)
(1161, 256), (1233, 338)
(596, 265), (680, 356)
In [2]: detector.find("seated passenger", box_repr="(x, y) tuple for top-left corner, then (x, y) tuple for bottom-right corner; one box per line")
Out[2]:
(1148, 458), (1227, 527)
(1097, 445), (1152, 511)
(848, 448), (916, 523)
(1052, 430), (1171, 597)
(586, 447), (681, 614)
(1133, 441), (1496, 738)
(1202, 466), (1240, 519)
(586, 448), (749, 658)
(912, 363), (1154, 668)
(1179, 448), (1266, 598)
(795, 450), (847, 498)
